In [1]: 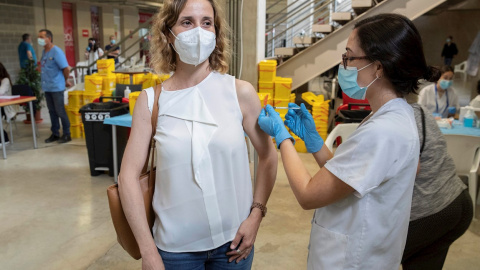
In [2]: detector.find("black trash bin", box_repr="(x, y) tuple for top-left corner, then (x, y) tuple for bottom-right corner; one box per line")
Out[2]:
(80, 100), (129, 176)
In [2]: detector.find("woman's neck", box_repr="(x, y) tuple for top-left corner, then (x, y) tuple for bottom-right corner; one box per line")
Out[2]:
(365, 82), (399, 113)
(436, 82), (446, 97)
(167, 60), (212, 91)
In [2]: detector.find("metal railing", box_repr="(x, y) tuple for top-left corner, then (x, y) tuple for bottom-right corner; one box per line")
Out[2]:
(266, 0), (355, 57)
(71, 16), (154, 83)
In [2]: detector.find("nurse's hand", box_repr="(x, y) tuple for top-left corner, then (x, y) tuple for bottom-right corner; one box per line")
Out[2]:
(284, 103), (323, 153)
(258, 104), (294, 148)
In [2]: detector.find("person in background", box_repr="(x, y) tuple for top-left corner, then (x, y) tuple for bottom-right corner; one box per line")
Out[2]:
(18, 33), (37, 69)
(38, 29), (71, 143)
(0, 62), (17, 146)
(118, 0), (278, 269)
(469, 80), (480, 108)
(442, 36), (458, 66)
(418, 65), (459, 118)
(105, 35), (120, 64)
(84, 37), (104, 74)
(401, 101), (473, 270)
(258, 13), (434, 269)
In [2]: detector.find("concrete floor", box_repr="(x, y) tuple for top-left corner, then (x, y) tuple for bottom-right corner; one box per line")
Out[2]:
(1, 107), (480, 270)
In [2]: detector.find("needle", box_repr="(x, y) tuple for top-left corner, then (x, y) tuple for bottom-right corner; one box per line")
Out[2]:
(273, 107), (300, 110)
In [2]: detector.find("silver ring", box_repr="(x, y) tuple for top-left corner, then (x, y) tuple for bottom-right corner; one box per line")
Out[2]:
(236, 249), (242, 253)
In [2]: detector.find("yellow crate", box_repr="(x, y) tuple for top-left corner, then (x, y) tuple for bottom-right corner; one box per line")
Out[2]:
(97, 59), (115, 75)
(290, 93), (296, 103)
(84, 75), (103, 94)
(68, 90), (83, 108)
(258, 60), (277, 82)
(258, 81), (274, 90)
(67, 109), (82, 125)
(116, 73), (130, 84)
(274, 77), (292, 99)
(158, 74), (170, 83)
(70, 124), (82, 139)
(102, 90), (114, 97)
(83, 92), (101, 104)
(259, 88), (274, 98)
(258, 92), (273, 106)
(129, 91), (141, 115)
(273, 98), (289, 108)
(133, 73), (144, 85)
(81, 124), (85, 138)
(275, 108), (288, 115)
(100, 74), (116, 93)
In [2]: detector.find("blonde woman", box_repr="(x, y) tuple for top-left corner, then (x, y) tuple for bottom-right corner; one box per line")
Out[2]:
(118, 0), (278, 269)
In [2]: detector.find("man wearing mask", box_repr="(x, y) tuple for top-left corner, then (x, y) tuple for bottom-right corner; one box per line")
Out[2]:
(18, 33), (37, 69)
(38, 29), (72, 143)
(105, 35), (120, 64)
(441, 36), (458, 67)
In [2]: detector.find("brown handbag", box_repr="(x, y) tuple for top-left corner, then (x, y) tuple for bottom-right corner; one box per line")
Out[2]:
(106, 86), (161, 260)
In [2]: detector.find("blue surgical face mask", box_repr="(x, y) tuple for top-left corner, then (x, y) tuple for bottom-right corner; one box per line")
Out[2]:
(338, 62), (378, 100)
(446, 38), (451, 43)
(37, 38), (46, 47)
(111, 40), (116, 44)
(439, 79), (452, 90)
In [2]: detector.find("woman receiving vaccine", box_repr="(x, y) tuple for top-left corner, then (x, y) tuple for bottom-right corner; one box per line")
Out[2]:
(418, 65), (460, 118)
(118, 0), (278, 269)
(258, 14), (440, 269)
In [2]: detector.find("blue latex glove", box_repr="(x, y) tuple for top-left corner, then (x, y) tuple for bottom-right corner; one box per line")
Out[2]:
(284, 103), (324, 153)
(448, 106), (456, 115)
(258, 105), (294, 148)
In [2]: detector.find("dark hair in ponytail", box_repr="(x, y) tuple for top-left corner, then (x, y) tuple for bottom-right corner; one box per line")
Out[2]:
(354, 14), (435, 97)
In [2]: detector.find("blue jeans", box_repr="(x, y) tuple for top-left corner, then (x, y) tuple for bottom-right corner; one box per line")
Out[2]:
(444, 57), (453, 66)
(158, 242), (254, 270)
(45, 91), (70, 136)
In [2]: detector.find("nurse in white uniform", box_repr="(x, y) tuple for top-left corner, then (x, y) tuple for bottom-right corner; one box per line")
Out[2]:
(258, 14), (440, 270)
(418, 65), (459, 118)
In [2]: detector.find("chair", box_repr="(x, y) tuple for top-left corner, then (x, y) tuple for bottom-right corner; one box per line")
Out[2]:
(115, 84), (142, 98)
(454, 61), (467, 82)
(12, 84), (34, 117)
(444, 134), (480, 217)
(324, 123), (359, 151)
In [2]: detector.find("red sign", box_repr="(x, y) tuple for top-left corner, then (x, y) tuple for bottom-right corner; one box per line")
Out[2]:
(82, 29), (89, 37)
(139, 12), (153, 24)
(62, 2), (75, 67)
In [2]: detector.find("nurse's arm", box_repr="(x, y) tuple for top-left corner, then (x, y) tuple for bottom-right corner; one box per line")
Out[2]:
(279, 140), (355, 210)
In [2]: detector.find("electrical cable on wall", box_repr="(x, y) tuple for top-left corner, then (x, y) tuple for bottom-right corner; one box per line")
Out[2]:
(238, 0), (244, 79)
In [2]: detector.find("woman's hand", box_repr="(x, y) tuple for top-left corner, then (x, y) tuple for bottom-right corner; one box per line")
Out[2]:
(284, 103), (324, 153)
(258, 104), (293, 148)
(142, 251), (165, 270)
(226, 210), (262, 263)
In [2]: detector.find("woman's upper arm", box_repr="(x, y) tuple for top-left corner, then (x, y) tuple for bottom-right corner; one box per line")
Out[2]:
(0, 78), (8, 95)
(119, 91), (153, 181)
(235, 79), (274, 157)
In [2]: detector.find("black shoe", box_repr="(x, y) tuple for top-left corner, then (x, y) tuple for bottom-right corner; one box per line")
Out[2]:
(58, 134), (72, 143)
(45, 134), (60, 143)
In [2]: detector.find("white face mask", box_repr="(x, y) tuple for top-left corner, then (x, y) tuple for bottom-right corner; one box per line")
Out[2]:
(169, 27), (216, 66)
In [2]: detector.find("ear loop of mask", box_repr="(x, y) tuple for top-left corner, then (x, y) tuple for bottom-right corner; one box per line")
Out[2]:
(168, 29), (180, 55)
(362, 64), (381, 89)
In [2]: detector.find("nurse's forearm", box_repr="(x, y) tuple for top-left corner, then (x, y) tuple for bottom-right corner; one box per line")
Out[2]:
(312, 145), (333, 168)
(279, 140), (313, 207)
(63, 67), (70, 81)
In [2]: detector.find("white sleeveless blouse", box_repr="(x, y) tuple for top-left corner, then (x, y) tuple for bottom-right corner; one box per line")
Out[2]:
(144, 72), (253, 252)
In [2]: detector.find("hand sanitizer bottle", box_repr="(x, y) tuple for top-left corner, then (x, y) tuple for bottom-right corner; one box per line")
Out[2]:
(124, 86), (131, 99)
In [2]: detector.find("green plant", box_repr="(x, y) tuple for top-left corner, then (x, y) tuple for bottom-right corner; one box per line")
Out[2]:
(16, 59), (43, 111)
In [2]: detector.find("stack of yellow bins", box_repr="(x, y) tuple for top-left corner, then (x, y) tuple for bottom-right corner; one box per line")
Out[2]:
(301, 92), (329, 140)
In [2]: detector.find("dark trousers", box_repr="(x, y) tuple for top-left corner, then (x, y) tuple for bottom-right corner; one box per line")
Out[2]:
(444, 57), (453, 67)
(402, 189), (473, 270)
(1, 107), (8, 141)
(45, 91), (70, 136)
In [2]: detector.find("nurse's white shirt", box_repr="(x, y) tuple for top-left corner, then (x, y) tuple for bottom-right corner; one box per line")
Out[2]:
(144, 72), (253, 252)
(310, 98), (419, 270)
(418, 83), (459, 118)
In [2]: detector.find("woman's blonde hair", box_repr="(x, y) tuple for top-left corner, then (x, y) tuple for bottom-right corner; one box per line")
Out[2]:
(150, 0), (230, 74)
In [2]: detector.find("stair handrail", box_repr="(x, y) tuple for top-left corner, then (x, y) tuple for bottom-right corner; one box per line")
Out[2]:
(266, 0), (314, 32)
(267, 0), (313, 23)
(265, 0), (334, 45)
(70, 15), (154, 82)
(266, 0), (284, 11)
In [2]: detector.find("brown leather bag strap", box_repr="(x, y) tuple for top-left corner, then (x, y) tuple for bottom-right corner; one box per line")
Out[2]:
(141, 85), (161, 176)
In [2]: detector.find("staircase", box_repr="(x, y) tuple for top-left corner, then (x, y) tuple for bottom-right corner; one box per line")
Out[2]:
(268, 0), (448, 91)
